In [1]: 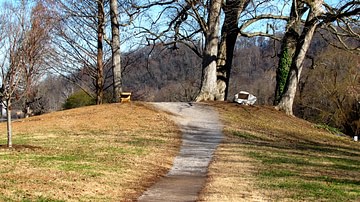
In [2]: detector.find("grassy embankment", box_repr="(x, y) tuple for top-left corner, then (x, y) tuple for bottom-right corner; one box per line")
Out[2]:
(199, 102), (360, 202)
(0, 103), (181, 201)
(0, 102), (359, 201)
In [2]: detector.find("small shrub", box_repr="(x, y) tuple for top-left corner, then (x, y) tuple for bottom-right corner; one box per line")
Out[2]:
(63, 91), (95, 109)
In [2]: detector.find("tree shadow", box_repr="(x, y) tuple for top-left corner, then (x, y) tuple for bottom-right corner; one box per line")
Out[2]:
(0, 144), (42, 151)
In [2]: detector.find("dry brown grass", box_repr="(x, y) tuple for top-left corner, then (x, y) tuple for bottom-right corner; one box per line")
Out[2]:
(199, 102), (360, 202)
(0, 102), (181, 201)
(1, 101), (359, 201)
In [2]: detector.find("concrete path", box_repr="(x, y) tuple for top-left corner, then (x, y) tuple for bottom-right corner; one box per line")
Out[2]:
(138, 102), (223, 202)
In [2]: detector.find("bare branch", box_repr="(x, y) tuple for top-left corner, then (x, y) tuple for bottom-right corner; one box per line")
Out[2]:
(131, 0), (178, 9)
(239, 14), (287, 40)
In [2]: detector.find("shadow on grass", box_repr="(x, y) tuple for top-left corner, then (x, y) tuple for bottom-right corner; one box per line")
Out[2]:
(0, 144), (42, 151)
(221, 130), (360, 201)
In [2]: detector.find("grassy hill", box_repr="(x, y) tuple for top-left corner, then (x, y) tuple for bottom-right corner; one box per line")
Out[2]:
(200, 102), (360, 201)
(0, 103), (181, 201)
(0, 102), (359, 201)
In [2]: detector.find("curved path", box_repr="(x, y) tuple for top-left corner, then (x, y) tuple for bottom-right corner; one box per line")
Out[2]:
(138, 102), (223, 202)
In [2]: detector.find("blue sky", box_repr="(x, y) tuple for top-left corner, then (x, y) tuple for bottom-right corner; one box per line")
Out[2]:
(0, 0), (347, 51)
(0, 0), (343, 7)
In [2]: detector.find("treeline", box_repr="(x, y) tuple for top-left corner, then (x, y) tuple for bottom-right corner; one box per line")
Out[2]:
(1, 0), (358, 141)
(18, 33), (358, 137)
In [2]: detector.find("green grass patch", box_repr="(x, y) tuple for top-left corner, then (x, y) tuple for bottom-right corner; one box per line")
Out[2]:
(247, 151), (310, 166)
(231, 130), (276, 142)
(22, 196), (65, 202)
(232, 131), (258, 139)
(275, 180), (359, 201)
(258, 169), (360, 201)
(246, 149), (360, 201)
(106, 146), (144, 155)
(332, 164), (359, 171)
(260, 170), (297, 178)
(59, 162), (93, 172)
(34, 154), (83, 162)
(315, 124), (343, 135)
(230, 127), (360, 201)
(314, 176), (360, 186)
(126, 137), (165, 146)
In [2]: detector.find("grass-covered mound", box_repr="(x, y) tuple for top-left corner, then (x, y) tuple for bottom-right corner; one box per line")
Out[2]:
(0, 102), (181, 201)
(200, 102), (360, 202)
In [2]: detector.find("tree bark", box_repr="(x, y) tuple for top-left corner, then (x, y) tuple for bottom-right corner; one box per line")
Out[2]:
(24, 76), (33, 118)
(216, 0), (250, 101)
(110, 0), (122, 102)
(276, 0), (323, 115)
(96, 0), (105, 105)
(6, 99), (12, 148)
(274, 0), (305, 105)
(195, 0), (222, 102)
(0, 102), (3, 119)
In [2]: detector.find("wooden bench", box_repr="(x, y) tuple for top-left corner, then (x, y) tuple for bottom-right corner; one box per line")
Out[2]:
(120, 92), (132, 103)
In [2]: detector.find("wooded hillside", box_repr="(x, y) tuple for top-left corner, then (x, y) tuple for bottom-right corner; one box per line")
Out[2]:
(0, 0), (358, 141)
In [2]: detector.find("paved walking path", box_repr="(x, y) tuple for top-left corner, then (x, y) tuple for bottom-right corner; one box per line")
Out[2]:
(138, 102), (223, 202)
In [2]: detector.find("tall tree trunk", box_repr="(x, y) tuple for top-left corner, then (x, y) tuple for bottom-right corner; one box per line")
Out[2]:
(96, 0), (105, 105)
(216, 0), (250, 101)
(6, 99), (12, 148)
(0, 102), (3, 119)
(110, 0), (122, 102)
(274, 1), (305, 105)
(24, 76), (32, 118)
(195, 0), (222, 102)
(276, 0), (323, 115)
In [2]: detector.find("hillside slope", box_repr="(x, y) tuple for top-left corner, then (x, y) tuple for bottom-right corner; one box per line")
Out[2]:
(0, 103), (181, 201)
(200, 102), (360, 201)
(0, 102), (358, 201)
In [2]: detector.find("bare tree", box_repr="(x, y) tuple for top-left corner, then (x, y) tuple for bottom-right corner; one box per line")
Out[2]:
(276, 0), (360, 115)
(239, 0), (359, 115)
(96, 0), (105, 104)
(299, 45), (359, 137)
(110, 0), (122, 102)
(216, 0), (251, 101)
(195, 0), (222, 101)
(99, 0), (359, 107)
(52, 0), (140, 104)
(135, 0), (246, 101)
(135, 0), (279, 101)
(0, 1), (33, 147)
(51, 0), (109, 104)
(273, 0), (306, 105)
(20, 1), (55, 117)
(275, 0), (325, 115)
